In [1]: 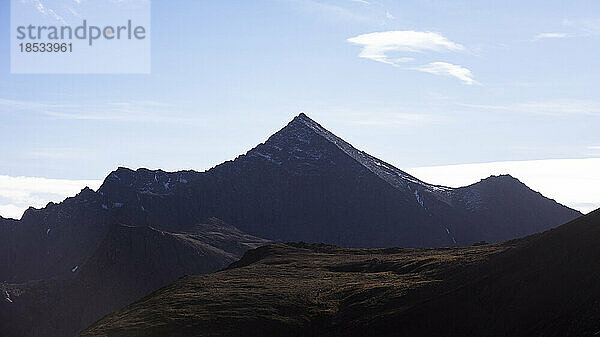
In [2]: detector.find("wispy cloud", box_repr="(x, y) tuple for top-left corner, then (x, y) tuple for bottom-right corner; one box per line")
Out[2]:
(407, 158), (600, 214)
(515, 100), (600, 115)
(535, 32), (569, 39)
(24, 147), (93, 160)
(301, 105), (449, 128)
(289, 0), (397, 25)
(347, 30), (475, 84)
(67, 6), (82, 18)
(289, 0), (372, 23)
(0, 175), (102, 219)
(0, 98), (202, 124)
(345, 112), (448, 126)
(462, 99), (600, 116)
(534, 18), (600, 41)
(24, 0), (69, 24)
(562, 18), (600, 37)
(347, 30), (464, 65)
(414, 62), (478, 85)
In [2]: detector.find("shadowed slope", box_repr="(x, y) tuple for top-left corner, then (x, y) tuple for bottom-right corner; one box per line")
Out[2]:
(96, 114), (580, 247)
(0, 219), (269, 337)
(80, 210), (600, 337)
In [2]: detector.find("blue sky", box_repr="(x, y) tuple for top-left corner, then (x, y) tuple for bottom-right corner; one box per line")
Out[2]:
(0, 0), (599, 217)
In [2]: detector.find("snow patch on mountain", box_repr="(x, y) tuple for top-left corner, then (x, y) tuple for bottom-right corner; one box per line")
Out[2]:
(414, 190), (424, 207)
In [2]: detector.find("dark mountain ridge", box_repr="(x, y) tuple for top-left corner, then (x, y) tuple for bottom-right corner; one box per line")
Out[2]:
(0, 187), (108, 282)
(94, 113), (580, 247)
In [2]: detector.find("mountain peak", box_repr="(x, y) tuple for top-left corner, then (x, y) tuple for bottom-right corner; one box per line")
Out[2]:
(99, 166), (198, 196)
(286, 112), (333, 138)
(477, 174), (524, 186)
(295, 111), (309, 119)
(292, 111), (322, 127)
(245, 113), (443, 194)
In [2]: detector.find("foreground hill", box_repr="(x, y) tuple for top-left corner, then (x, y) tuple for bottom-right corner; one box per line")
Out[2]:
(81, 209), (600, 337)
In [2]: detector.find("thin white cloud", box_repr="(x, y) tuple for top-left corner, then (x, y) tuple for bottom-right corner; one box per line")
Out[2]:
(0, 98), (202, 124)
(291, 0), (372, 23)
(347, 30), (464, 65)
(0, 175), (102, 219)
(385, 11), (394, 20)
(24, 147), (93, 160)
(561, 18), (600, 37)
(407, 158), (600, 214)
(347, 30), (475, 84)
(67, 6), (82, 18)
(25, 0), (69, 25)
(346, 112), (448, 126)
(462, 99), (600, 116)
(535, 32), (569, 39)
(349, 0), (370, 4)
(301, 106), (448, 129)
(515, 100), (600, 115)
(415, 62), (478, 85)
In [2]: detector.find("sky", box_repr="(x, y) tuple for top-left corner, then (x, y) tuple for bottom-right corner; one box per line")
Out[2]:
(0, 0), (599, 218)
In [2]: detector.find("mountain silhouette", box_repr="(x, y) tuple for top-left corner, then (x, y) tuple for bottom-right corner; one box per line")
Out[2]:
(0, 113), (582, 337)
(95, 113), (580, 247)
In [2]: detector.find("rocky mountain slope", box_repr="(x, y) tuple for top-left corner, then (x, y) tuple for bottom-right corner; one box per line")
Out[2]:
(80, 209), (600, 337)
(0, 218), (268, 337)
(0, 187), (108, 283)
(96, 113), (580, 247)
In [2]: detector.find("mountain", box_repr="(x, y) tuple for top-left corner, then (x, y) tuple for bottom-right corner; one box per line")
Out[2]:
(0, 113), (582, 336)
(95, 113), (580, 247)
(0, 181), (268, 337)
(79, 209), (600, 337)
(0, 218), (268, 337)
(0, 187), (108, 283)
